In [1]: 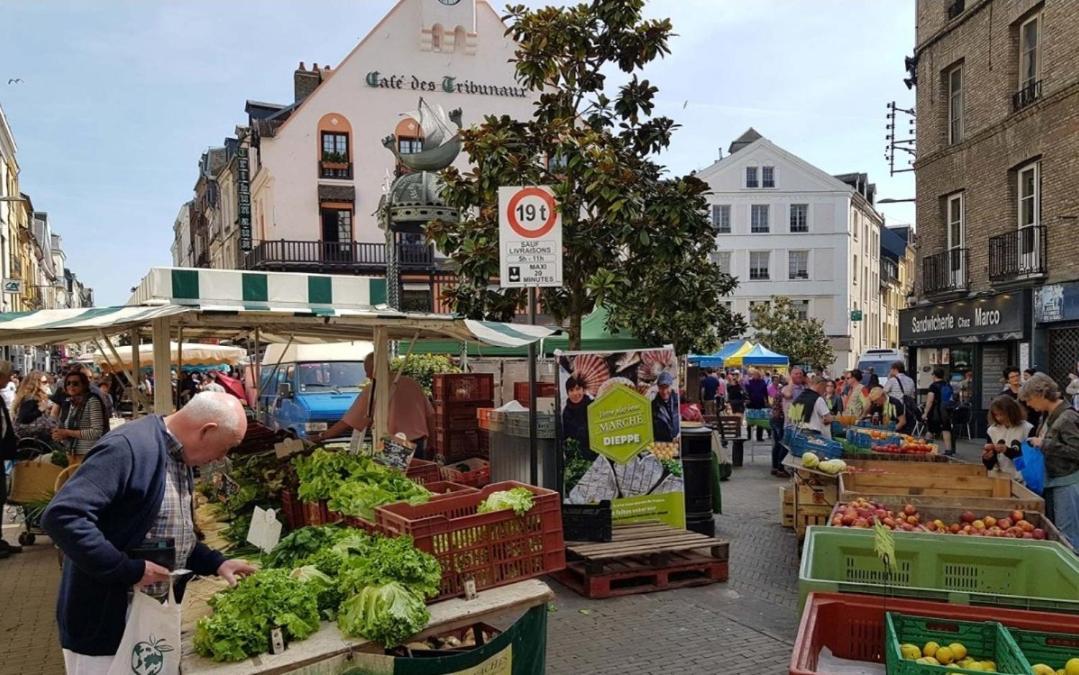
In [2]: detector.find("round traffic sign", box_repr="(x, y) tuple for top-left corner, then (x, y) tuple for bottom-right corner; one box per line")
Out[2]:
(505, 187), (557, 238)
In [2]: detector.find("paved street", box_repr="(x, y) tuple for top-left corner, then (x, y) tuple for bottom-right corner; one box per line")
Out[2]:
(0, 438), (986, 675)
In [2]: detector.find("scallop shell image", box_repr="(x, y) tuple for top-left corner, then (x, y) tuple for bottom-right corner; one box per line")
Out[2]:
(637, 349), (676, 382)
(569, 353), (610, 396)
(596, 376), (635, 398)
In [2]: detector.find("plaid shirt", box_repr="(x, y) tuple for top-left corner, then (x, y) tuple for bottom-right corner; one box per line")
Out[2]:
(143, 431), (196, 596)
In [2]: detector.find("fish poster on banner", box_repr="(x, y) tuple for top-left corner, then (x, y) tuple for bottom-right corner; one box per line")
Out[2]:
(556, 347), (686, 529)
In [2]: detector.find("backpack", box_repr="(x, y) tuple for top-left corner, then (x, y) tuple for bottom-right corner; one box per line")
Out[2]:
(940, 382), (957, 410)
(893, 376), (923, 426)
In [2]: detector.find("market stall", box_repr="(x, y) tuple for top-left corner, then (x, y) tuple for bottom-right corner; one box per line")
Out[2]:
(688, 339), (752, 368)
(739, 344), (789, 371)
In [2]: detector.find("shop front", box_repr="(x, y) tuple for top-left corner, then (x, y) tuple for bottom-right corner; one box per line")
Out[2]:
(1033, 281), (1079, 386)
(899, 290), (1031, 437)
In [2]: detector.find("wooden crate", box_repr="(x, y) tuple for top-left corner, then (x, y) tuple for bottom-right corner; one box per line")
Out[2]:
(844, 458), (987, 477)
(796, 504), (833, 541)
(780, 485), (794, 528)
(839, 472), (1044, 513)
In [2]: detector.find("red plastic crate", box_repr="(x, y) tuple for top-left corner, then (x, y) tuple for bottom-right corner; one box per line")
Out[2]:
(405, 458), (442, 486)
(439, 458), (491, 488)
(279, 488), (306, 530)
(301, 500), (341, 527)
(375, 481), (566, 600)
(513, 381), (557, 406)
(432, 429), (480, 463)
(328, 482), (476, 533)
(435, 401), (492, 431)
(433, 373), (494, 404)
(476, 408), (495, 430)
(791, 592), (1079, 674)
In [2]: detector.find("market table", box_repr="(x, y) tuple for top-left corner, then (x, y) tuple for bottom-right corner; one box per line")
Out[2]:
(181, 578), (554, 675)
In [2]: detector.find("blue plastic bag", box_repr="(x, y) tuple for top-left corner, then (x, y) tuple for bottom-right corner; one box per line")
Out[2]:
(1013, 441), (1046, 495)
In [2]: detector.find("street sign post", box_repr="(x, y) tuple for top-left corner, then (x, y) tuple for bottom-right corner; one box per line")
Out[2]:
(498, 185), (562, 288)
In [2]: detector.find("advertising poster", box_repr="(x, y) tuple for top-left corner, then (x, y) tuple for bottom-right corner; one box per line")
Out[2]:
(556, 347), (685, 529)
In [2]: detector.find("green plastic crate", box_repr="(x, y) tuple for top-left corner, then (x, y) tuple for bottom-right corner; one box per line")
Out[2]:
(884, 612), (1031, 674)
(799, 527), (1079, 613)
(1008, 627), (1079, 672)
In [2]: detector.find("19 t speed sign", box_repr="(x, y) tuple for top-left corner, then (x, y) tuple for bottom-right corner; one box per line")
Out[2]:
(498, 185), (562, 288)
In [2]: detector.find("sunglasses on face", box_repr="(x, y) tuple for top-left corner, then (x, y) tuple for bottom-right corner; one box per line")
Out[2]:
(65, 380), (82, 388)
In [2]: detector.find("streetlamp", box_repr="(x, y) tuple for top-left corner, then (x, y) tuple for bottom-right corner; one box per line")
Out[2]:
(878, 198), (916, 204)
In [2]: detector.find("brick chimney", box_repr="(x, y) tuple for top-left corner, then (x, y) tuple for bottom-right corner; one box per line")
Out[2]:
(294, 61), (323, 103)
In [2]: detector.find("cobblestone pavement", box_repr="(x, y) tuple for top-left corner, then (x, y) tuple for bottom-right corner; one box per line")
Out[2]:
(0, 519), (64, 675)
(546, 443), (802, 675)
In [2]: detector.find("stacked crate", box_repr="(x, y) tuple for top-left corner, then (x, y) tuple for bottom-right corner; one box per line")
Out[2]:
(431, 373), (494, 462)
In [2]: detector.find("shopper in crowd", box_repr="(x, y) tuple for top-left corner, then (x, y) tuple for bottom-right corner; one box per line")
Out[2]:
(1023, 367), (1037, 383)
(793, 375), (834, 439)
(700, 367), (720, 405)
(1002, 365), (1041, 429)
(1019, 373), (1079, 547)
(42, 392), (255, 671)
(957, 370), (975, 403)
(982, 395), (1033, 483)
(866, 386), (909, 433)
(651, 371), (681, 442)
(883, 361), (915, 401)
(1067, 372), (1079, 410)
(824, 380), (844, 414)
(1, 369), (16, 411)
(781, 366), (806, 423)
(726, 370), (746, 414)
(0, 361), (20, 559)
(316, 353), (435, 458)
(744, 368), (770, 441)
(770, 373), (789, 478)
(52, 370), (108, 461)
(560, 376), (594, 460)
(924, 368), (954, 455)
(13, 369), (56, 440)
(838, 370), (852, 399)
(843, 369), (871, 419)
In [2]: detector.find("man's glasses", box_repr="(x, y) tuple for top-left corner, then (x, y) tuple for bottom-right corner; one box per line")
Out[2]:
(64, 380), (81, 388)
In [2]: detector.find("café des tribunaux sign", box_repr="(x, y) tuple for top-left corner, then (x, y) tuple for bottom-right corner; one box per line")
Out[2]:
(365, 71), (528, 98)
(899, 292), (1029, 346)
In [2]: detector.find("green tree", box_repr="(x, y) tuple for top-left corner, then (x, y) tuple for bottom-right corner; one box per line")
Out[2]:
(426, 0), (743, 354)
(750, 297), (835, 371)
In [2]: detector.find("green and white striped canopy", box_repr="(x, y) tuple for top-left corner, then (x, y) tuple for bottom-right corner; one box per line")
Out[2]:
(0, 268), (556, 348)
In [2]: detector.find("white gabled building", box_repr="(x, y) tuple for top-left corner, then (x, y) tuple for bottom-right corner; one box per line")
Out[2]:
(696, 129), (886, 374)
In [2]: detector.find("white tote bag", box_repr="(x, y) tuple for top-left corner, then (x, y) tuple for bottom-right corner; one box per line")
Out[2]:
(106, 584), (181, 675)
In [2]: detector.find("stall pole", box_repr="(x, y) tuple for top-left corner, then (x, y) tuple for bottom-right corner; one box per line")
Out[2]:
(129, 329), (142, 416)
(372, 326), (391, 444)
(176, 327), (184, 406)
(253, 328), (261, 416)
(528, 287), (538, 486)
(151, 317), (174, 414)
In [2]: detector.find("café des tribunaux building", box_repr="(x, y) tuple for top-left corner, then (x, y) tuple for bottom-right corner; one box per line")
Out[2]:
(899, 290), (1031, 432)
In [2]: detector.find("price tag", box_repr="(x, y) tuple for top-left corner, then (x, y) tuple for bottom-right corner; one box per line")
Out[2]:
(269, 627), (285, 655)
(374, 434), (416, 472)
(246, 506), (283, 553)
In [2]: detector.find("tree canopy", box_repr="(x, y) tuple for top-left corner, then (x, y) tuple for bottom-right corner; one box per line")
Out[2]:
(750, 296), (835, 372)
(426, 0), (744, 354)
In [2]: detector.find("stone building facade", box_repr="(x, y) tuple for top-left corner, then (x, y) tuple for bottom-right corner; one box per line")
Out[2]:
(903, 0), (1079, 412)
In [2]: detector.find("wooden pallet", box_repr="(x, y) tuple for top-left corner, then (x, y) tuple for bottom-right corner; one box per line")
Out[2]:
(551, 523), (730, 599)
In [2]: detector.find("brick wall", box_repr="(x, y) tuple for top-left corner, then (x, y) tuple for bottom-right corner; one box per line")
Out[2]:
(913, 0), (1079, 296)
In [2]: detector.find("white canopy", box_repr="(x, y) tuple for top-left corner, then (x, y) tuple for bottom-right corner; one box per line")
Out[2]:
(92, 342), (246, 369)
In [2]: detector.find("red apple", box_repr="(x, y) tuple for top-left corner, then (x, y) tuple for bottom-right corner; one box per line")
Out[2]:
(949, 523), (961, 534)
(961, 511), (976, 524)
(903, 504), (917, 516)
(831, 516), (844, 526)
(998, 517), (1012, 529)
(841, 514), (856, 526)
(1012, 510), (1025, 523)
(1019, 520), (1035, 533)
(854, 518), (870, 528)
(1032, 528), (1046, 540)
(1022, 532), (1034, 539)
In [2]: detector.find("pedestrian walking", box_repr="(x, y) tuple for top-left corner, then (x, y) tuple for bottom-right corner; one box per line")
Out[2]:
(982, 395), (1033, 483)
(52, 370), (108, 461)
(925, 368), (954, 455)
(745, 368), (770, 441)
(0, 361), (21, 559)
(1019, 374), (1079, 547)
(769, 373), (789, 478)
(726, 370), (746, 414)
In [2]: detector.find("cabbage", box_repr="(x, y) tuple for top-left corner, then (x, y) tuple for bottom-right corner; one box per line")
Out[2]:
(477, 487), (535, 516)
(801, 452), (820, 469)
(336, 582), (430, 647)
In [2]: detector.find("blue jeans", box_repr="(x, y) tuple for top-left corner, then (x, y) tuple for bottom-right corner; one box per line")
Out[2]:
(1049, 481), (1079, 550)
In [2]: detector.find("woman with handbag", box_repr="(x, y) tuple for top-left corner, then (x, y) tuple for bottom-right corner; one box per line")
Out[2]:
(51, 371), (106, 463)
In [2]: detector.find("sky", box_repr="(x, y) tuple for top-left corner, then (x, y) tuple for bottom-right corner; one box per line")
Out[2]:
(0, 0), (916, 305)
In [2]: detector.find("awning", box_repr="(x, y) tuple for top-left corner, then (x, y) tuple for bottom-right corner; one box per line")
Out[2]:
(91, 342), (247, 369)
(724, 341), (757, 367)
(0, 305), (188, 346)
(741, 344), (789, 367)
(690, 340), (752, 368)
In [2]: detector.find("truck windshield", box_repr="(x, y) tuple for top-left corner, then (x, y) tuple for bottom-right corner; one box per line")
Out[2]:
(296, 362), (366, 392)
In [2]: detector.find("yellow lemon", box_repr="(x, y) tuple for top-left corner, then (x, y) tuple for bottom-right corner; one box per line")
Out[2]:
(923, 641), (940, 657)
(957, 657), (975, 669)
(900, 643), (922, 660)
(1066, 658), (1079, 675)
(949, 643), (968, 661)
(916, 657), (940, 665)
(964, 663), (983, 672)
(1032, 665), (1056, 675)
(981, 662), (996, 672)
(935, 646), (955, 665)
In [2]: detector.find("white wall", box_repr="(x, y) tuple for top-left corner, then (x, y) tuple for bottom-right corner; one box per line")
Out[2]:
(255, 0), (539, 245)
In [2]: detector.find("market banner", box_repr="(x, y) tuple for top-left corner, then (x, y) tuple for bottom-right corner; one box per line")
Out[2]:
(556, 347), (686, 529)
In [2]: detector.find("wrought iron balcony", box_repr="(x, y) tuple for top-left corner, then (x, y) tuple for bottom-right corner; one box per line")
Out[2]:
(244, 239), (436, 274)
(989, 225), (1046, 284)
(1012, 80), (1042, 112)
(921, 248), (968, 295)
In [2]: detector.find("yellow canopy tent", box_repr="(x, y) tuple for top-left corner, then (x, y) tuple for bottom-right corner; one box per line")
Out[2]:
(723, 341), (757, 367)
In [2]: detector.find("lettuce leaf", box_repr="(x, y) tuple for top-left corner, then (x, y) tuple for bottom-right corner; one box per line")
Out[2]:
(477, 487), (535, 516)
(336, 582), (430, 647)
(337, 535), (441, 599)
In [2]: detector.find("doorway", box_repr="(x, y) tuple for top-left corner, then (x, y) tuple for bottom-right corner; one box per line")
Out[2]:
(320, 208), (353, 263)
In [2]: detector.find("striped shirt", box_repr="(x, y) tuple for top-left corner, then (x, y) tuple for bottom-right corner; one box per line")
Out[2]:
(61, 396), (105, 455)
(143, 431), (196, 597)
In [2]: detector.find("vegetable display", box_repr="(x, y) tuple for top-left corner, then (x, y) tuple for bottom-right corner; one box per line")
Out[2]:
(193, 568), (321, 662)
(477, 487), (535, 516)
(336, 582), (430, 648)
(294, 448), (432, 520)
